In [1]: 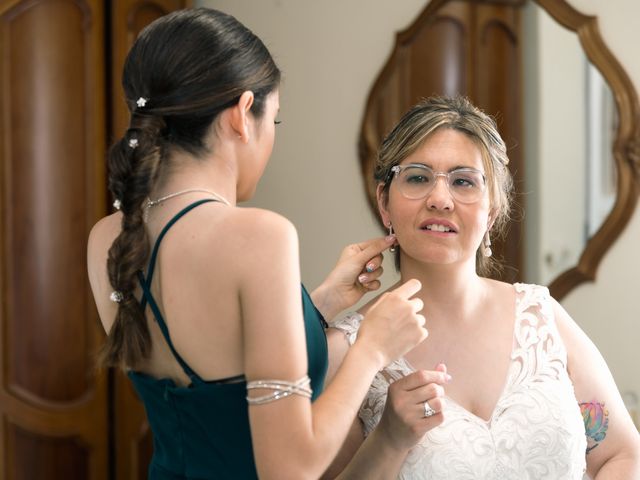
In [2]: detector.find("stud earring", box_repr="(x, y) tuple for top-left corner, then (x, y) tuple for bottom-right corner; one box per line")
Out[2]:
(482, 231), (492, 257)
(388, 222), (397, 253)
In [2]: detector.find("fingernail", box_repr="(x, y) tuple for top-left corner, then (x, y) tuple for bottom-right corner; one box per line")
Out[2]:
(385, 234), (395, 242)
(358, 274), (368, 284)
(366, 263), (375, 272)
(445, 374), (452, 383)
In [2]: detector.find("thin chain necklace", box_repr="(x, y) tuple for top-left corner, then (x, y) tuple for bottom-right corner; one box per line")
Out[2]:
(143, 188), (232, 222)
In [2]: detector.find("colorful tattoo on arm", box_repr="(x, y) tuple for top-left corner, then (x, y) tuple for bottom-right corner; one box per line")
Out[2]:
(579, 401), (609, 454)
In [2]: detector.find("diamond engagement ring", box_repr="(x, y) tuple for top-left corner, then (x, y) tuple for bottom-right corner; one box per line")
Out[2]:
(423, 400), (436, 418)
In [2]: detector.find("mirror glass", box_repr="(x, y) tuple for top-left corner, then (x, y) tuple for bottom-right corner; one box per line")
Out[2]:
(522, 2), (617, 285)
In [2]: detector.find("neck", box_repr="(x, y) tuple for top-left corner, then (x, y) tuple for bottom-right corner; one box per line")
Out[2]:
(399, 255), (487, 324)
(151, 151), (238, 206)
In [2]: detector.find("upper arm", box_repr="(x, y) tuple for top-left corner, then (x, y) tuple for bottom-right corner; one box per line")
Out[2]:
(553, 299), (640, 476)
(233, 210), (319, 476)
(236, 210), (307, 382)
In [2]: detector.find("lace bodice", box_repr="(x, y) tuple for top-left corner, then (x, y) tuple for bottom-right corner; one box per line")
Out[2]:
(332, 283), (587, 479)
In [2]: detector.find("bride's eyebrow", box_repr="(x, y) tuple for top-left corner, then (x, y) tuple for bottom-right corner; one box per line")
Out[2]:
(403, 163), (480, 172)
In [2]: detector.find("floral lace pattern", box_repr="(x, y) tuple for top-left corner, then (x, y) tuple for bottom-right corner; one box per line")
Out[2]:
(332, 283), (587, 479)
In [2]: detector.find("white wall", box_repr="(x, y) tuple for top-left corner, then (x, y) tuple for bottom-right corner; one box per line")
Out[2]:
(200, 0), (426, 294)
(202, 0), (640, 422)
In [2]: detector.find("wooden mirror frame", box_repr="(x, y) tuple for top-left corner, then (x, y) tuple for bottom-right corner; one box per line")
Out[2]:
(358, 0), (640, 300)
(533, 0), (640, 298)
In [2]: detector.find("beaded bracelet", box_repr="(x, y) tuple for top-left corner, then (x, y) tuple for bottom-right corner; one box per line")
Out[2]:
(246, 375), (312, 405)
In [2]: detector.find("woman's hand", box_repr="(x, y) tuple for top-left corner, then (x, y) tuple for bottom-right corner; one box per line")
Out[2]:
(377, 365), (449, 453)
(355, 279), (428, 368)
(311, 235), (395, 320)
(328, 365), (449, 480)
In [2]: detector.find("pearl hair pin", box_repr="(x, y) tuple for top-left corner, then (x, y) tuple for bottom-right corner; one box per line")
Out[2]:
(110, 291), (124, 303)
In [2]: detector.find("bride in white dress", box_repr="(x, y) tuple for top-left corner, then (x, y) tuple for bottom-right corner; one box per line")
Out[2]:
(323, 96), (640, 479)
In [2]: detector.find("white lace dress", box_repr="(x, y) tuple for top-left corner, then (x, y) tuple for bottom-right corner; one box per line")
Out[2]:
(332, 283), (587, 479)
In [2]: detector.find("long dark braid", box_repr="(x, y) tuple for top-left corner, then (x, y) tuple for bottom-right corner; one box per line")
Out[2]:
(99, 8), (280, 369)
(100, 113), (165, 368)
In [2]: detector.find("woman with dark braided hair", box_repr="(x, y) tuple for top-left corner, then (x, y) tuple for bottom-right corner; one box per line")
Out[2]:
(87, 8), (429, 479)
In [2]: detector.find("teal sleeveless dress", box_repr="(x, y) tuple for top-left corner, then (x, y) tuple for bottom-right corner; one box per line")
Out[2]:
(128, 199), (329, 479)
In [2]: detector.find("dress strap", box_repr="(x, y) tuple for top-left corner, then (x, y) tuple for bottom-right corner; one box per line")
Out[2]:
(143, 199), (216, 291)
(138, 199), (216, 384)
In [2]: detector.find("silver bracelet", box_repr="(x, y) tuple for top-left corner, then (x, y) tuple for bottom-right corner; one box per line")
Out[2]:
(246, 375), (312, 405)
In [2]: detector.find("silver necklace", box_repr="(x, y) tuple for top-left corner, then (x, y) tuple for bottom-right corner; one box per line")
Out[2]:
(143, 188), (232, 222)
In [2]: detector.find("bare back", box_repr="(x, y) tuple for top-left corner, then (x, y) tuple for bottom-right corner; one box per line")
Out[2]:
(87, 200), (292, 385)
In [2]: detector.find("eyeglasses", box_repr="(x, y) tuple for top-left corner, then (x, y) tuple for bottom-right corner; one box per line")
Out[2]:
(388, 164), (487, 204)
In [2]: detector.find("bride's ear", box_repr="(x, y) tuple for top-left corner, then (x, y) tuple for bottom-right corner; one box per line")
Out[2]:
(377, 183), (391, 227)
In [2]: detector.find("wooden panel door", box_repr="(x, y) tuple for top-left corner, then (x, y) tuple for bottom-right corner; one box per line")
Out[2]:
(111, 0), (192, 139)
(0, 0), (108, 478)
(359, 0), (525, 281)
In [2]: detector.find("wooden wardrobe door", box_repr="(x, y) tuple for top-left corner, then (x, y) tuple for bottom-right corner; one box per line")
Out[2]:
(360, 0), (525, 281)
(108, 3), (191, 479)
(0, 0), (108, 478)
(111, 0), (192, 139)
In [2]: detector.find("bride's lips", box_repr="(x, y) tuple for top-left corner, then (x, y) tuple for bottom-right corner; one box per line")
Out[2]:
(419, 218), (458, 234)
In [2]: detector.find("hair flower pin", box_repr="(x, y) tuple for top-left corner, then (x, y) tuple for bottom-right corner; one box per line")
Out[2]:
(110, 291), (124, 303)
(136, 97), (148, 108)
(128, 137), (139, 149)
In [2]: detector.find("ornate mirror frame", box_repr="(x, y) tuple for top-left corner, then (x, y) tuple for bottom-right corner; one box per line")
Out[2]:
(358, 0), (640, 300)
(533, 0), (640, 298)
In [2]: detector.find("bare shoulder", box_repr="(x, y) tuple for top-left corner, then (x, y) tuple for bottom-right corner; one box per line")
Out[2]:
(161, 205), (297, 256)
(199, 206), (297, 262)
(546, 294), (582, 341)
(87, 213), (121, 282)
(225, 207), (297, 242)
(164, 206), (300, 291)
(225, 207), (299, 279)
(88, 213), (121, 257)
(87, 213), (122, 330)
(483, 277), (517, 296)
